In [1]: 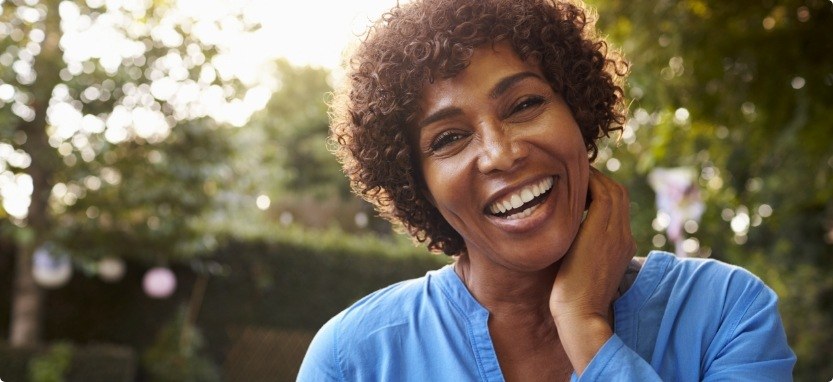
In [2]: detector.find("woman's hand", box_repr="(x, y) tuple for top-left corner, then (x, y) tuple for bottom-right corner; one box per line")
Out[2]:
(550, 167), (637, 375)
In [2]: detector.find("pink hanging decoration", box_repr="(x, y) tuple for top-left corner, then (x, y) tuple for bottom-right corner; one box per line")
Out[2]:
(142, 267), (177, 298)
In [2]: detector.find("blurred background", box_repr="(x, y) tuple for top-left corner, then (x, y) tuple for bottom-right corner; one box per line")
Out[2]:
(0, 0), (830, 380)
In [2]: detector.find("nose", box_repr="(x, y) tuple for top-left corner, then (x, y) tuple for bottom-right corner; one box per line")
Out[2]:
(476, 120), (526, 174)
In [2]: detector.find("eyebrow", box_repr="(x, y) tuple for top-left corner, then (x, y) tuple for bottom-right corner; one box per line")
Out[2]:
(418, 107), (463, 129)
(417, 71), (542, 129)
(489, 71), (541, 99)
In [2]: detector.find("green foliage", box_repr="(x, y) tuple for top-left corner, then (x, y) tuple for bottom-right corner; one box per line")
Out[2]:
(52, 119), (235, 261)
(0, 0), (254, 258)
(201, 226), (448, 332)
(211, 59), (391, 237)
(142, 307), (220, 382)
(588, 0), (833, 378)
(0, 341), (136, 382)
(11, 229), (445, 378)
(233, 60), (344, 201)
(0, 0), (258, 345)
(265, 61), (345, 197)
(28, 341), (73, 382)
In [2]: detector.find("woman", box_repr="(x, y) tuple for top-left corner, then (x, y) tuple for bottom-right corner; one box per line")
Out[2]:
(298, 0), (795, 380)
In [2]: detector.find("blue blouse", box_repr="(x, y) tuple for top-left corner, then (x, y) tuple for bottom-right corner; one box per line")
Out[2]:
(298, 251), (795, 381)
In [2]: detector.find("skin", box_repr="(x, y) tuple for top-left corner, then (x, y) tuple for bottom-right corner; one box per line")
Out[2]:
(413, 43), (636, 380)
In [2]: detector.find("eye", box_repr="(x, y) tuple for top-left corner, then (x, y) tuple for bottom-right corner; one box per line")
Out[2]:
(510, 95), (546, 116)
(429, 130), (467, 152)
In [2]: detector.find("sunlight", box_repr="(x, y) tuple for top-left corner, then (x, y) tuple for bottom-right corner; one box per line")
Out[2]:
(0, 0), (406, 219)
(0, 172), (32, 220)
(241, 0), (403, 69)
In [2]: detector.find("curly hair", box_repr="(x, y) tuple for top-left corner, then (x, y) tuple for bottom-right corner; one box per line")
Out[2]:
(330, 0), (628, 256)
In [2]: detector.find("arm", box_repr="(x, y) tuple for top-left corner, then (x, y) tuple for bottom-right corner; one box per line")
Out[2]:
(297, 317), (344, 382)
(549, 168), (637, 375)
(570, 335), (662, 382)
(549, 168), (795, 380)
(702, 280), (795, 381)
(568, 270), (795, 382)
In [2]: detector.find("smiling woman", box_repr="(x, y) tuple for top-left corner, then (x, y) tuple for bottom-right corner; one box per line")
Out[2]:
(298, 0), (796, 380)
(414, 43), (591, 272)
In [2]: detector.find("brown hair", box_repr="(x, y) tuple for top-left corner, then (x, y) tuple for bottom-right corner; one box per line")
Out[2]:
(330, 0), (628, 256)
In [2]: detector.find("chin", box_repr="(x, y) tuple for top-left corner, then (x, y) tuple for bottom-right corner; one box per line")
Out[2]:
(503, 247), (568, 273)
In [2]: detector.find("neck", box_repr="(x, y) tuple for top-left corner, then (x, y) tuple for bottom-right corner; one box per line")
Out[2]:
(454, 252), (570, 372)
(454, 253), (558, 325)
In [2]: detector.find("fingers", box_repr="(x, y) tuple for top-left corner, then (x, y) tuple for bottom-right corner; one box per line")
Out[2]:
(551, 168), (637, 323)
(592, 168), (637, 260)
(585, 168), (631, 233)
(578, 168), (638, 278)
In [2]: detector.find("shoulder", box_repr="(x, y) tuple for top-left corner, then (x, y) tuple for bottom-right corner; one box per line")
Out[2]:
(631, 253), (795, 379)
(620, 250), (778, 331)
(646, 251), (769, 297)
(336, 267), (444, 330)
(322, 272), (435, 342)
(629, 251), (780, 335)
(299, 267), (450, 379)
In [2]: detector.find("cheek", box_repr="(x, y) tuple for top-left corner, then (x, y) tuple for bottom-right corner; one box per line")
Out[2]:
(422, 162), (474, 220)
(578, 163), (590, 208)
(422, 161), (451, 203)
(425, 172), (461, 210)
(574, 148), (590, 190)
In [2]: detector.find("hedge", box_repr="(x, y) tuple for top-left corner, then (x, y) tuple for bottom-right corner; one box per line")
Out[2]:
(1, 228), (450, 380)
(0, 342), (136, 382)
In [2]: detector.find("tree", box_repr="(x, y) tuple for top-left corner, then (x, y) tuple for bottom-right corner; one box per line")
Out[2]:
(208, 60), (392, 239)
(588, 0), (833, 377)
(0, 0), (261, 346)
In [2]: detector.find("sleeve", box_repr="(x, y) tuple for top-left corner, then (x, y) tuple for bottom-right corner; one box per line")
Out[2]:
(571, 334), (663, 382)
(702, 282), (796, 381)
(574, 260), (795, 382)
(297, 316), (344, 382)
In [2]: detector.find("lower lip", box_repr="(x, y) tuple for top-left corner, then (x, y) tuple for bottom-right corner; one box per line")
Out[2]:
(486, 177), (557, 234)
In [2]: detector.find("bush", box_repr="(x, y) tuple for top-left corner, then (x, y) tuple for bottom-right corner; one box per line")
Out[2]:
(142, 307), (220, 382)
(0, 341), (136, 382)
(17, 228), (446, 380)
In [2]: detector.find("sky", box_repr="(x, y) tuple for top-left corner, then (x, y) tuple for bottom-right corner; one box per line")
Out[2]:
(244, 0), (402, 69)
(171, 0), (407, 108)
(191, 0), (404, 89)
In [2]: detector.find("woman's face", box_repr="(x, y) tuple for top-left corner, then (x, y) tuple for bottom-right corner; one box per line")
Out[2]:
(413, 43), (590, 272)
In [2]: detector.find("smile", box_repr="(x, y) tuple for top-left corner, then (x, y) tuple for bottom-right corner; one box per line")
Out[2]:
(486, 176), (555, 220)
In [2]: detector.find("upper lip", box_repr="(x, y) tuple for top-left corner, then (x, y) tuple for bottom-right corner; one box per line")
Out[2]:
(482, 175), (555, 214)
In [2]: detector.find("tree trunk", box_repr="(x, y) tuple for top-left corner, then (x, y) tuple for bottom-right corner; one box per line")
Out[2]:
(9, 245), (41, 346)
(9, 0), (64, 347)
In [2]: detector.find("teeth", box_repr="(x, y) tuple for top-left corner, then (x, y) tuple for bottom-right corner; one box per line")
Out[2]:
(521, 189), (534, 203)
(505, 205), (538, 220)
(487, 176), (554, 216)
(510, 194), (523, 209)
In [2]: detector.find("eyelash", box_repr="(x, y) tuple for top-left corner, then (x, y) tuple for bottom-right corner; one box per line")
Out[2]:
(429, 130), (466, 152)
(510, 95), (546, 116)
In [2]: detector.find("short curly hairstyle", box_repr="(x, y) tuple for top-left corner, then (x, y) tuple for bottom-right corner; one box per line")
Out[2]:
(330, 0), (628, 256)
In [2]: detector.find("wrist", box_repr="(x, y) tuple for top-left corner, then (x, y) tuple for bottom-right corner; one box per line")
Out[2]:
(552, 311), (610, 332)
(551, 301), (612, 326)
(553, 314), (613, 376)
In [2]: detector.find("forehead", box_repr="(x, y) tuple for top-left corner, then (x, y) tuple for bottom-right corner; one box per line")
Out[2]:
(419, 43), (544, 111)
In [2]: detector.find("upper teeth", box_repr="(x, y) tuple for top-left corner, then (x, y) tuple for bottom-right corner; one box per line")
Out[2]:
(488, 177), (554, 215)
